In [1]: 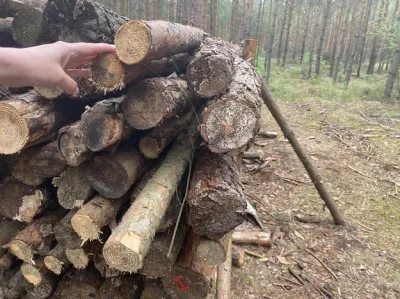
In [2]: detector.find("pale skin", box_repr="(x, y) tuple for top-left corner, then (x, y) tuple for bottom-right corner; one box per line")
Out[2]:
(0, 41), (115, 95)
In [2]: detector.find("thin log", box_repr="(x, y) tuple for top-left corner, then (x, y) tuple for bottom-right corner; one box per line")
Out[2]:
(231, 246), (245, 268)
(97, 276), (143, 299)
(103, 118), (199, 272)
(259, 76), (345, 225)
(242, 39), (258, 66)
(216, 234), (232, 299)
(0, 252), (14, 270)
(3, 271), (28, 299)
(0, 91), (67, 155)
(200, 57), (262, 155)
(43, 244), (70, 275)
(232, 231), (272, 247)
(0, 217), (25, 261)
(80, 97), (131, 152)
(115, 20), (205, 65)
(243, 152), (261, 160)
(157, 195), (181, 233)
(44, 0), (127, 43)
(257, 131), (278, 138)
(92, 52), (192, 91)
(53, 210), (83, 250)
(20, 258), (56, 288)
(123, 77), (194, 130)
(0, 178), (56, 223)
(52, 165), (94, 209)
(186, 38), (237, 98)
(188, 148), (247, 240)
(84, 145), (146, 199)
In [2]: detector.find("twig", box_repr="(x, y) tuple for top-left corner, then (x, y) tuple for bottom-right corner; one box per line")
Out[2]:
(273, 173), (299, 185)
(347, 165), (377, 185)
(243, 249), (268, 259)
(288, 267), (305, 285)
(272, 283), (292, 290)
(280, 276), (303, 286)
(305, 249), (338, 280)
(352, 280), (367, 298)
(354, 221), (374, 232)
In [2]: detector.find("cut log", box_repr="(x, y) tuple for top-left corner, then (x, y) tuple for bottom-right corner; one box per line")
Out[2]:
(93, 253), (120, 278)
(242, 151), (261, 160)
(97, 276), (143, 299)
(6, 208), (66, 264)
(65, 239), (103, 270)
(71, 195), (125, 241)
(92, 52), (192, 91)
(52, 165), (94, 209)
(232, 231), (272, 247)
(187, 38), (237, 98)
(103, 118), (200, 272)
(141, 279), (168, 299)
(80, 97), (131, 152)
(53, 210), (83, 250)
(43, 244), (70, 275)
(157, 195), (181, 233)
(140, 220), (187, 278)
(139, 107), (194, 159)
(200, 57), (262, 154)
(7, 141), (66, 186)
(0, 91), (67, 155)
(196, 233), (231, 267)
(85, 145), (146, 199)
(57, 121), (92, 167)
(162, 229), (217, 299)
(51, 268), (103, 299)
(44, 0), (127, 43)
(242, 39), (258, 66)
(3, 271), (28, 299)
(0, 252), (14, 270)
(216, 235), (232, 299)
(0, 178), (56, 223)
(20, 258), (56, 287)
(123, 77), (194, 130)
(187, 148), (247, 240)
(0, 217), (25, 261)
(115, 20), (205, 65)
(257, 131), (278, 138)
(33, 86), (63, 100)
(231, 246), (245, 268)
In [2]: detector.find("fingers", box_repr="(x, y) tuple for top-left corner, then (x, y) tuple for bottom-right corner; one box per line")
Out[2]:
(66, 69), (90, 78)
(56, 73), (79, 95)
(69, 43), (115, 58)
(66, 56), (97, 69)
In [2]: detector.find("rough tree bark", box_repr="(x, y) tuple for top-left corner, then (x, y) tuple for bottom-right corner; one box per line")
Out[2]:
(242, 39), (258, 66)
(384, 42), (400, 98)
(2, 270), (27, 299)
(315, 0), (332, 75)
(244, 0), (254, 39)
(115, 20), (205, 65)
(282, 0), (294, 67)
(0, 0), (47, 18)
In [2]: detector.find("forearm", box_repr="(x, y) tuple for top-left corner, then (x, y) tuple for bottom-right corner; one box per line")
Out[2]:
(0, 47), (30, 87)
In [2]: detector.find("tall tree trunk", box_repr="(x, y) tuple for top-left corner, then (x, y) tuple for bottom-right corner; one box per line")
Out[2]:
(277, 0), (288, 65)
(156, 0), (162, 19)
(265, 0), (278, 84)
(345, 0), (366, 87)
(300, 0), (311, 64)
(291, 11), (300, 62)
(190, 0), (203, 28)
(241, 0), (247, 40)
(255, 0), (266, 64)
(315, 0), (332, 75)
(254, 0), (263, 46)
(329, 1), (343, 77)
(230, 0), (239, 42)
(282, 0), (294, 67)
(262, 0), (272, 68)
(308, 11), (319, 78)
(356, 0), (373, 77)
(244, 0), (254, 39)
(144, 0), (150, 20)
(169, 0), (175, 22)
(384, 42), (400, 98)
(137, 0), (143, 19)
(202, 0), (208, 30)
(367, 0), (385, 74)
(210, 0), (218, 36)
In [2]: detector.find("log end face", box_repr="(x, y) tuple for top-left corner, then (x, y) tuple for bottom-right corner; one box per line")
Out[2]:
(44, 256), (63, 275)
(196, 239), (226, 266)
(18, 190), (45, 223)
(138, 137), (161, 159)
(65, 248), (89, 270)
(71, 214), (100, 241)
(11, 7), (43, 47)
(8, 239), (33, 263)
(81, 113), (114, 152)
(92, 53), (125, 91)
(21, 263), (42, 286)
(115, 20), (151, 65)
(34, 86), (63, 99)
(0, 103), (29, 155)
(59, 131), (91, 167)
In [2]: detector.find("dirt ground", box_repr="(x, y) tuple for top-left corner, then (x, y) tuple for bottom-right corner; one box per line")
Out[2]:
(231, 97), (400, 299)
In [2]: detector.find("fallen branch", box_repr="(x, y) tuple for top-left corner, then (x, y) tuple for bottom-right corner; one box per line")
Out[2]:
(305, 249), (338, 280)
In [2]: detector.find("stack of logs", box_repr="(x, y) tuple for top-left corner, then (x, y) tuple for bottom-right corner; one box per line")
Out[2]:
(0, 0), (265, 298)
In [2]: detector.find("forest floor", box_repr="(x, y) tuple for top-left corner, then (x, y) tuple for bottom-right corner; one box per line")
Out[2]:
(231, 64), (400, 299)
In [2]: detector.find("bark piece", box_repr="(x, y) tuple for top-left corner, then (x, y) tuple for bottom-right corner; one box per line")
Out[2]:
(200, 57), (262, 154)
(52, 165), (94, 209)
(85, 145), (146, 199)
(43, 244), (70, 275)
(97, 276), (143, 299)
(231, 246), (245, 268)
(115, 20), (205, 65)
(188, 149), (247, 240)
(216, 235), (232, 299)
(141, 279), (168, 299)
(103, 118), (199, 272)
(123, 77), (194, 130)
(242, 39), (258, 66)
(80, 97), (131, 152)
(6, 208), (66, 263)
(92, 52), (192, 92)
(0, 178), (56, 223)
(186, 38), (237, 98)
(232, 231), (272, 247)
(44, 0), (127, 43)
(0, 91), (67, 155)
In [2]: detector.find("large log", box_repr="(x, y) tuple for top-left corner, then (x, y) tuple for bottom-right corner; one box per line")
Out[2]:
(187, 38), (237, 98)
(84, 145), (146, 199)
(196, 233), (231, 267)
(80, 97), (131, 152)
(0, 0), (47, 18)
(216, 235), (232, 299)
(97, 276), (143, 299)
(92, 52), (192, 92)
(0, 217), (25, 262)
(52, 165), (94, 209)
(6, 208), (66, 264)
(115, 20), (205, 65)
(199, 57), (262, 154)
(0, 178), (56, 223)
(102, 118), (199, 272)
(162, 230), (217, 299)
(187, 149), (246, 240)
(123, 77), (194, 130)
(44, 0), (127, 43)
(57, 121), (92, 167)
(43, 244), (70, 275)
(3, 271), (28, 299)
(0, 91), (67, 155)
(7, 141), (66, 186)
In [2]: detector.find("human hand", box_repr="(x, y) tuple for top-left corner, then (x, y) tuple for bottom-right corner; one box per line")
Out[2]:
(0, 42), (115, 95)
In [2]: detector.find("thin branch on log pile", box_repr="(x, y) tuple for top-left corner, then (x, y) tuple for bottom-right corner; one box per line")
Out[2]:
(216, 234), (232, 299)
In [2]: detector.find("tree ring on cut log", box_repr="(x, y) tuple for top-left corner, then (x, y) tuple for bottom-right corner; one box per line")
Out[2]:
(103, 242), (141, 272)
(8, 240), (33, 263)
(71, 214), (100, 241)
(163, 267), (209, 299)
(0, 103), (29, 154)
(196, 239), (226, 266)
(11, 7), (43, 47)
(44, 256), (63, 275)
(201, 100), (257, 152)
(92, 53), (125, 91)
(65, 248), (89, 270)
(21, 263), (42, 285)
(115, 20), (151, 65)
(138, 137), (162, 159)
(34, 86), (63, 99)
(187, 55), (233, 98)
